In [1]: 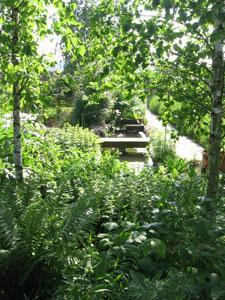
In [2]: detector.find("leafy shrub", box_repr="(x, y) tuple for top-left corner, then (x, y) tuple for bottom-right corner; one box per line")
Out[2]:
(53, 167), (225, 300)
(1, 157), (225, 299)
(47, 124), (100, 154)
(72, 91), (115, 127)
(0, 143), (129, 299)
(149, 132), (176, 164)
(0, 119), (100, 180)
(43, 106), (73, 127)
(116, 97), (145, 120)
(1, 115), (225, 300)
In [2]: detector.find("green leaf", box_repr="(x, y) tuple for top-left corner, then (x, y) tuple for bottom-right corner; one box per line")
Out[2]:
(23, 44), (32, 56)
(160, 0), (172, 9)
(130, 270), (146, 283)
(152, 0), (160, 9)
(210, 30), (225, 42)
(103, 222), (118, 231)
(78, 45), (86, 56)
(94, 288), (110, 294)
(149, 238), (166, 257)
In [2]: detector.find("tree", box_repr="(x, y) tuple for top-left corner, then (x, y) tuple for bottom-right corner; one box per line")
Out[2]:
(144, 0), (224, 206)
(206, 0), (224, 204)
(0, 1), (49, 181)
(61, 0), (151, 128)
(11, 6), (23, 182)
(0, 0), (81, 182)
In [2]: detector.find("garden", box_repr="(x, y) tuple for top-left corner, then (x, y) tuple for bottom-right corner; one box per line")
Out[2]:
(0, 0), (224, 299)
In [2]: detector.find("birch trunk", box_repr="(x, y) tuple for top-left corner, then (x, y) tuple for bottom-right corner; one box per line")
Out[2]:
(206, 1), (224, 205)
(11, 7), (23, 182)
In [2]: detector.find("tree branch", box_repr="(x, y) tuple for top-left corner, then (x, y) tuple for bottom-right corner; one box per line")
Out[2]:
(18, 76), (29, 95)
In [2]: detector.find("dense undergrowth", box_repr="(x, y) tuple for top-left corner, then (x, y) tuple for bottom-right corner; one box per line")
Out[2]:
(0, 119), (225, 299)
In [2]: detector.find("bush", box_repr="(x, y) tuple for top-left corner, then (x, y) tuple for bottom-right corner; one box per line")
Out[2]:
(1, 115), (225, 300)
(54, 168), (225, 300)
(0, 118), (100, 180)
(0, 131), (123, 299)
(72, 92), (115, 128)
(116, 97), (145, 120)
(1, 155), (225, 299)
(43, 106), (73, 127)
(47, 124), (100, 154)
(149, 132), (176, 163)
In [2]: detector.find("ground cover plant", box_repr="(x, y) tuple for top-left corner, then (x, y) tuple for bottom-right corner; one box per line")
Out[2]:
(1, 122), (225, 299)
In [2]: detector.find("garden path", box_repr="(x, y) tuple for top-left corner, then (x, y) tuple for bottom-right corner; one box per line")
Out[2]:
(146, 110), (204, 161)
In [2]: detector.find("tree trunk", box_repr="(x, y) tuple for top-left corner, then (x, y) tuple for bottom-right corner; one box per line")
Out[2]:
(206, 1), (224, 207)
(11, 7), (23, 182)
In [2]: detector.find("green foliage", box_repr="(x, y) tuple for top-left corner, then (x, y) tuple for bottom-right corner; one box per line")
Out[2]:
(148, 95), (211, 147)
(149, 132), (176, 163)
(0, 121), (125, 298)
(0, 0), (83, 114)
(53, 166), (225, 299)
(144, 0), (224, 153)
(1, 120), (225, 299)
(61, 0), (149, 130)
(72, 91), (116, 127)
(116, 96), (145, 120)
(43, 106), (73, 127)
(0, 0), (225, 299)
(148, 95), (165, 115)
(0, 117), (100, 180)
(47, 124), (100, 154)
(0, 177), (99, 299)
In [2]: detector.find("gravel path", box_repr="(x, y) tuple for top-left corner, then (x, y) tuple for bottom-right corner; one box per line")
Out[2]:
(146, 110), (204, 161)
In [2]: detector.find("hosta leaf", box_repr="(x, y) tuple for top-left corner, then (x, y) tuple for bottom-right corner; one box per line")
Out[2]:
(103, 222), (118, 231)
(98, 238), (112, 249)
(149, 238), (166, 257)
(129, 270), (146, 283)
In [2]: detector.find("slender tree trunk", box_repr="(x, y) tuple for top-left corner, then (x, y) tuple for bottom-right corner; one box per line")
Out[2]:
(11, 7), (23, 182)
(206, 1), (224, 207)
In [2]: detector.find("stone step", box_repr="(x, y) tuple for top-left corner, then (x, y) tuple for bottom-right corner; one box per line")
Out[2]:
(125, 124), (145, 132)
(100, 137), (150, 148)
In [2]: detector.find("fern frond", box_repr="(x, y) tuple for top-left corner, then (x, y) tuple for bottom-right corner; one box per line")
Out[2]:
(62, 194), (98, 245)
